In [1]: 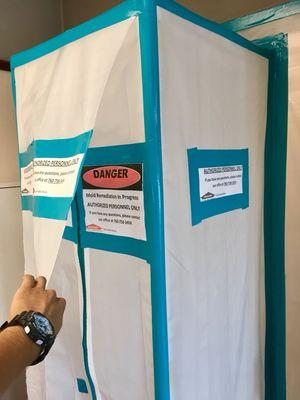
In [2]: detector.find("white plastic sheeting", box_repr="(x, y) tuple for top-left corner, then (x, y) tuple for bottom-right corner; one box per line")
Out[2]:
(12, 13), (154, 400)
(26, 240), (86, 400)
(158, 8), (268, 399)
(13, 16), (143, 281)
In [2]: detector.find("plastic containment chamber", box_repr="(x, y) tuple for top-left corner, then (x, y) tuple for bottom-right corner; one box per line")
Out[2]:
(10, 0), (287, 399)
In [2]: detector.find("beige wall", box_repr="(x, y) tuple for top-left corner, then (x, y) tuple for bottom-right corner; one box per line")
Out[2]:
(0, 0), (62, 61)
(61, 0), (288, 29)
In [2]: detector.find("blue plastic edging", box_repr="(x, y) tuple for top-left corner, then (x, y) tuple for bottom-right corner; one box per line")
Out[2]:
(19, 131), (92, 167)
(255, 33), (288, 400)
(138, 1), (171, 400)
(63, 200), (79, 243)
(223, 0), (300, 32)
(75, 196), (97, 400)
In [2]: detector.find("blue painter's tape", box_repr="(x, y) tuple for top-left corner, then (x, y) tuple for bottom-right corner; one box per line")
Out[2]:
(187, 148), (249, 225)
(138, 3), (171, 400)
(77, 378), (89, 394)
(19, 131), (92, 168)
(63, 200), (79, 243)
(223, 0), (300, 32)
(81, 231), (149, 261)
(63, 226), (78, 243)
(22, 196), (73, 220)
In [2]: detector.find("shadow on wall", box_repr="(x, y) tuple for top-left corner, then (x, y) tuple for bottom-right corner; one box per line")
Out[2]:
(0, 0), (62, 60)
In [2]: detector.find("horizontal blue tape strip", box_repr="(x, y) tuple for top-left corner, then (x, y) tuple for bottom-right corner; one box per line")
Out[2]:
(62, 226), (78, 243)
(19, 131), (92, 168)
(187, 148), (249, 225)
(84, 141), (147, 165)
(22, 196), (73, 220)
(223, 0), (300, 32)
(81, 232), (149, 261)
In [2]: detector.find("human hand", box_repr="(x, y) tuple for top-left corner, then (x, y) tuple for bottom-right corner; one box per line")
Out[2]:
(8, 275), (66, 334)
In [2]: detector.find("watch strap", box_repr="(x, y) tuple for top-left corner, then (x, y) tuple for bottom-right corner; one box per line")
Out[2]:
(0, 311), (55, 365)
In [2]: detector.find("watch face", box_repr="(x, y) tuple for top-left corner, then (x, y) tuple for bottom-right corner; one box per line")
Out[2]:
(33, 313), (54, 336)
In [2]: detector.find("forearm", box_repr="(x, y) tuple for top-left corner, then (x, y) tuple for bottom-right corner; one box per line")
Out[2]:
(0, 326), (40, 394)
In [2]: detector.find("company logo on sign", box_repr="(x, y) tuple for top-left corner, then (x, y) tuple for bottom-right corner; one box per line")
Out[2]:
(82, 166), (141, 189)
(86, 224), (102, 231)
(201, 192), (215, 200)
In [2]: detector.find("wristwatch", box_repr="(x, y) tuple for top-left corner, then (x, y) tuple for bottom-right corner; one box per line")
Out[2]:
(0, 311), (56, 365)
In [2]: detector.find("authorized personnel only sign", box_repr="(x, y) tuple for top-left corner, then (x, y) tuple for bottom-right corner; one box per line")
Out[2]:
(21, 155), (84, 197)
(82, 164), (146, 240)
(199, 165), (243, 201)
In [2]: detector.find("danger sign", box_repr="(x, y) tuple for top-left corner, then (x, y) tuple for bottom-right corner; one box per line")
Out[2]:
(82, 164), (146, 240)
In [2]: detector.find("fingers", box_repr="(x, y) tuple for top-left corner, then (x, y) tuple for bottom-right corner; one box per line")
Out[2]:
(46, 289), (57, 300)
(36, 276), (47, 289)
(57, 297), (66, 311)
(21, 274), (36, 288)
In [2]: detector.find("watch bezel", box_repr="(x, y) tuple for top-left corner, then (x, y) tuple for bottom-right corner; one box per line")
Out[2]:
(19, 311), (56, 346)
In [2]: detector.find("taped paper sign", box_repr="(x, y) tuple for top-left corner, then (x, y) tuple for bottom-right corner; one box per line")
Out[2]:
(19, 131), (92, 220)
(82, 164), (146, 240)
(199, 165), (243, 201)
(187, 148), (249, 224)
(21, 155), (84, 197)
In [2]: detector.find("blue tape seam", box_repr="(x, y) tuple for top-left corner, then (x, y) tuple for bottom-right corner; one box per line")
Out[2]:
(257, 34), (288, 400)
(223, 0), (300, 32)
(75, 196), (97, 400)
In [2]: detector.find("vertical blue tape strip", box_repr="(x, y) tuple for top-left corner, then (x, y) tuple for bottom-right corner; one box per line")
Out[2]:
(256, 34), (288, 400)
(75, 195), (97, 400)
(139, 1), (170, 399)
